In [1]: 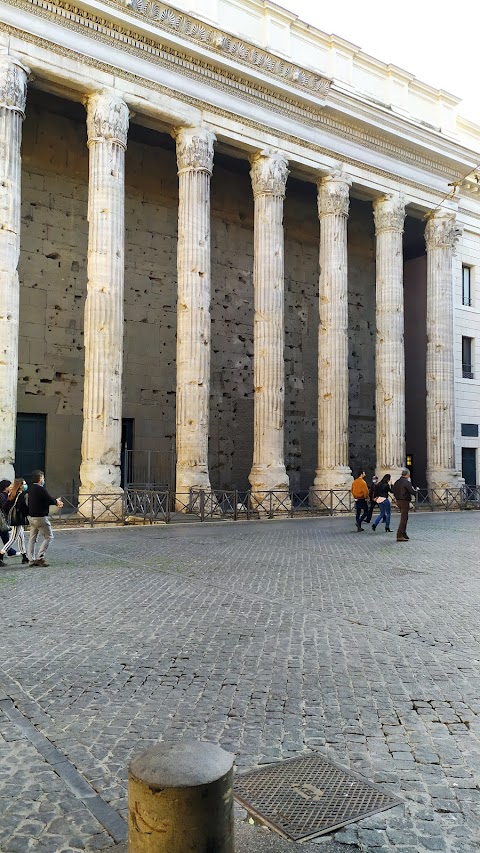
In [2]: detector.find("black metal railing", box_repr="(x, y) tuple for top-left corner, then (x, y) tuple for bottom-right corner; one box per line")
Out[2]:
(37, 487), (480, 526)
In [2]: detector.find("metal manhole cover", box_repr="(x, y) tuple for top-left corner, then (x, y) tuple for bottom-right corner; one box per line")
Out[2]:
(234, 755), (402, 841)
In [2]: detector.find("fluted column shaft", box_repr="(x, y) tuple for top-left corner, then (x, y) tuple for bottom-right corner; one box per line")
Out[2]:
(80, 92), (129, 494)
(313, 172), (352, 491)
(0, 58), (28, 481)
(425, 210), (461, 490)
(248, 149), (289, 498)
(174, 127), (215, 498)
(373, 194), (406, 480)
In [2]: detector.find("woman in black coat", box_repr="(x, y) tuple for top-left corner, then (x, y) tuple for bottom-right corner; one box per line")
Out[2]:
(0, 478), (29, 566)
(371, 474), (393, 533)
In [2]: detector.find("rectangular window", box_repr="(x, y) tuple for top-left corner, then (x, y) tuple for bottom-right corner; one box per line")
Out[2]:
(462, 265), (472, 306)
(461, 423), (479, 437)
(462, 336), (474, 379)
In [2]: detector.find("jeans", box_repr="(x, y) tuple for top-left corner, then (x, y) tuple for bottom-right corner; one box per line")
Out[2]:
(372, 498), (391, 529)
(355, 499), (368, 526)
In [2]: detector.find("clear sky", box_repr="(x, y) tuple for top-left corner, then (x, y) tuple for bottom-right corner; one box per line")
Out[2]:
(276, 0), (478, 124)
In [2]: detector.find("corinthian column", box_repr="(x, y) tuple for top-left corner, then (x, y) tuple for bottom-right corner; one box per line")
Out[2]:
(373, 193), (406, 481)
(174, 127), (215, 500)
(312, 171), (352, 494)
(248, 149), (290, 502)
(0, 57), (28, 481)
(425, 210), (461, 490)
(80, 92), (129, 497)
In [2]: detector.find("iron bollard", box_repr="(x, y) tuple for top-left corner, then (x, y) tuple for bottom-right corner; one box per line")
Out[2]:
(128, 740), (234, 853)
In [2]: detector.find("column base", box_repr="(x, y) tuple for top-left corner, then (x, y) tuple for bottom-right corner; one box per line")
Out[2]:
(175, 466), (211, 513)
(0, 461), (15, 483)
(311, 466), (352, 493)
(249, 465), (290, 514)
(427, 468), (463, 507)
(79, 462), (123, 521)
(427, 469), (462, 492)
(376, 467), (404, 485)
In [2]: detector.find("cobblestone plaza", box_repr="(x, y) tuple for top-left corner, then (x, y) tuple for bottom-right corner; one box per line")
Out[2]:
(1, 513), (480, 852)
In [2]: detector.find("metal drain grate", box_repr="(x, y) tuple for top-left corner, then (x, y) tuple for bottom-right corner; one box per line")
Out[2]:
(234, 755), (402, 841)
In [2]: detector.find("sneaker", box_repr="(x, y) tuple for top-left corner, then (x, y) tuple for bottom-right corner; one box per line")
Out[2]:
(371, 524), (376, 532)
(35, 558), (49, 567)
(396, 537), (408, 542)
(7, 550), (17, 557)
(21, 555), (29, 564)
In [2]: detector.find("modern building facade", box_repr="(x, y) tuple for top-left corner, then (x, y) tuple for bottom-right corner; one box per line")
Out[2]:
(0, 0), (480, 500)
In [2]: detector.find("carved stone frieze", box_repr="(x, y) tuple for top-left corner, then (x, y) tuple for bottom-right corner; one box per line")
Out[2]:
(0, 15), (463, 195)
(85, 91), (129, 147)
(425, 211), (462, 251)
(174, 127), (215, 174)
(120, 0), (330, 100)
(250, 149), (289, 197)
(317, 171), (351, 218)
(0, 56), (28, 115)
(373, 193), (406, 234)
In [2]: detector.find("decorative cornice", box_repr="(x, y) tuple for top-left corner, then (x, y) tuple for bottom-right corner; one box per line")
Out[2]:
(0, 20), (467, 205)
(0, 55), (28, 116)
(425, 212), (462, 251)
(85, 91), (129, 147)
(174, 126), (215, 174)
(124, 0), (331, 100)
(250, 149), (289, 197)
(0, 0), (467, 186)
(317, 171), (351, 218)
(373, 193), (406, 234)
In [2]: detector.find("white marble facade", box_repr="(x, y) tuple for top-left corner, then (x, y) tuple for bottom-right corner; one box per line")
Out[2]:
(1, 0), (480, 503)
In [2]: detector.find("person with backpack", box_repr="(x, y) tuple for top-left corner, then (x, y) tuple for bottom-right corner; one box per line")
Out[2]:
(0, 478), (29, 566)
(371, 473), (393, 532)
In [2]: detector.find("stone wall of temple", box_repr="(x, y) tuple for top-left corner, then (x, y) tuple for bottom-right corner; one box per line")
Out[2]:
(17, 91), (376, 496)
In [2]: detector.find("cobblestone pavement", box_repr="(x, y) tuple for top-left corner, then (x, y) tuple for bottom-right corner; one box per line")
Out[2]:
(1, 512), (480, 851)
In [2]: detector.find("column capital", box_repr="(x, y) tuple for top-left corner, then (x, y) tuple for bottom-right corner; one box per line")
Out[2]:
(250, 149), (289, 198)
(0, 56), (29, 117)
(317, 170), (351, 218)
(85, 91), (129, 149)
(174, 126), (215, 174)
(425, 210), (462, 251)
(373, 193), (406, 234)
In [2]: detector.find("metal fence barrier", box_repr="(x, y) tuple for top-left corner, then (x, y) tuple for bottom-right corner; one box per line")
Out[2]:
(42, 487), (480, 526)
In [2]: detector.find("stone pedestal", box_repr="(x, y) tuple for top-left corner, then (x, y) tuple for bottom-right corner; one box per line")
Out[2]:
(0, 57), (28, 481)
(312, 171), (352, 495)
(373, 194), (406, 482)
(128, 741), (234, 853)
(79, 92), (129, 501)
(248, 150), (290, 505)
(174, 127), (215, 504)
(425, 210), (461, 491)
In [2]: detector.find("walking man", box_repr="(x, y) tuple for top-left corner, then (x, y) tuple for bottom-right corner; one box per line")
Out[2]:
(351, 469), (369, 532)
(392, 468), (415, 542)
(27, 471), (64, 567)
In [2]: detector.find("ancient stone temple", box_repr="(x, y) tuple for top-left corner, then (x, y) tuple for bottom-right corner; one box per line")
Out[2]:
(0, 0), (480, 501)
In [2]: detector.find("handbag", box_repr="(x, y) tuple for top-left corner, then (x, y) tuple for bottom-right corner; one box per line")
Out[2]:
(7, 493), (22, 527)
(0, 509), (8, 534)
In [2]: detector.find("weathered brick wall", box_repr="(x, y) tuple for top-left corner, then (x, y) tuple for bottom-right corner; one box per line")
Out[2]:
(17, 91), (376, 496)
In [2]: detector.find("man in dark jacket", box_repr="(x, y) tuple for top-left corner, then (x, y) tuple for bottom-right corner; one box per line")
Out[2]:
(27, 470), (64, 567)
(392, 468), (415, 542)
